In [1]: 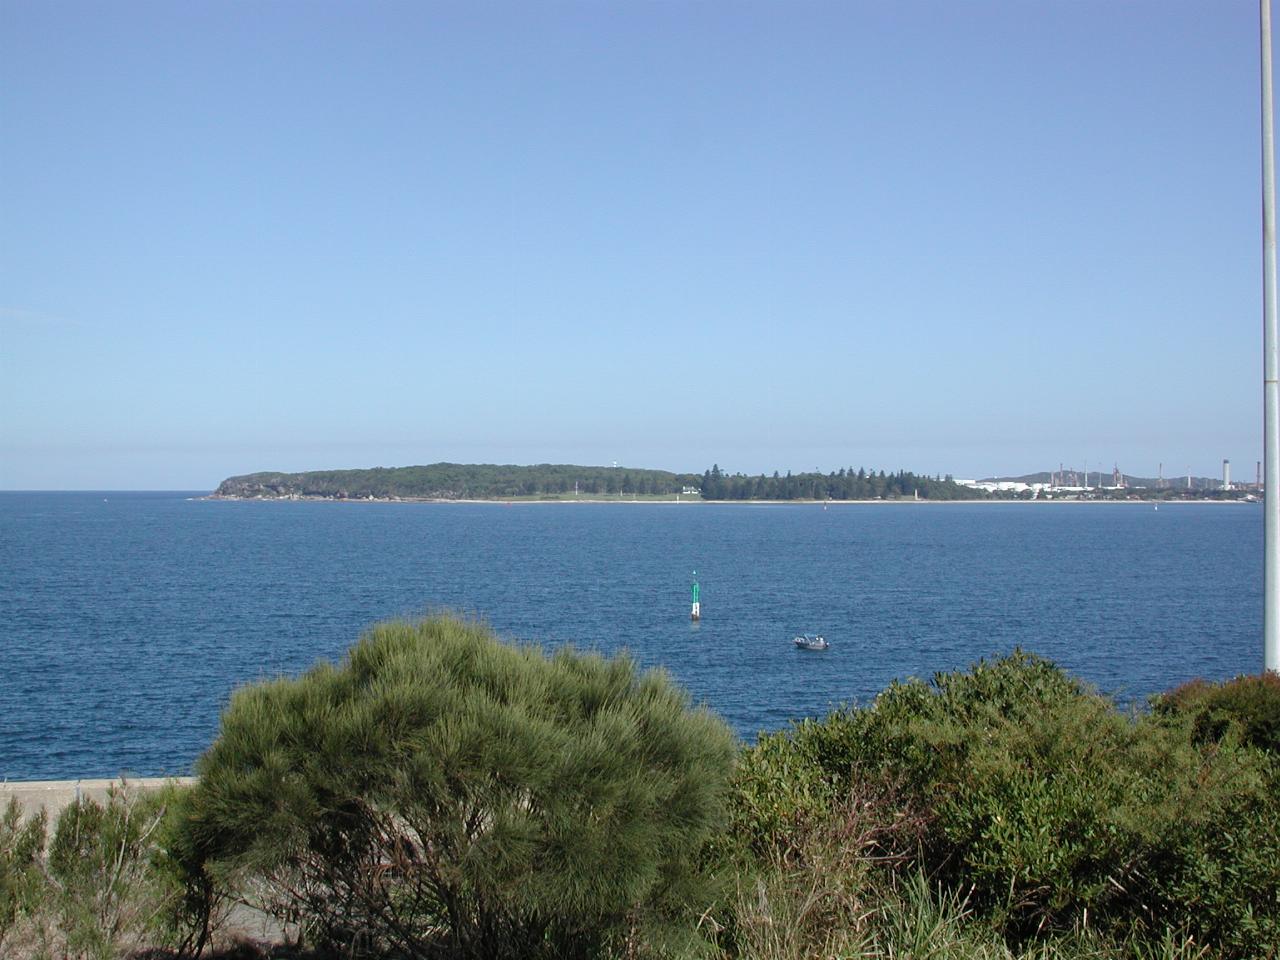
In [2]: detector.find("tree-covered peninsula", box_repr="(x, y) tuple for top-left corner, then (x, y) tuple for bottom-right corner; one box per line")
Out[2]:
(214, 463), (703, 500)
(214, 463), (986, 501)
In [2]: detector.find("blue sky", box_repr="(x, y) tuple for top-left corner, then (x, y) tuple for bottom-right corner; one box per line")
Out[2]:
(0, 1), (1269, 489)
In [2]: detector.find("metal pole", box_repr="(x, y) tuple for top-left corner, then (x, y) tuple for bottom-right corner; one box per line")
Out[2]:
(1262, 0), (1279, 672)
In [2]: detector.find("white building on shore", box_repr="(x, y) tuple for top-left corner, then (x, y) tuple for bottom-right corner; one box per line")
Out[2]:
(957, 479), (1049, 495)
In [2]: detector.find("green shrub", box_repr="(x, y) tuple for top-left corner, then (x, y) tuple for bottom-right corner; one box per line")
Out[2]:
(143, 783), (226, 956)
(730, 722), (843, 858)
(717, 767), (892, 960)
(1153, 672), (1280, 753)
(730, 652), (1280, 958)
(47, 782), (200, 960)
(0, 798), (47, 954)
(186, 615), (737, 959)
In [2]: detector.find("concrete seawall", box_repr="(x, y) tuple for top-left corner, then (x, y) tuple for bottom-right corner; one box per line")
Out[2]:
(0, 777), (196, 821)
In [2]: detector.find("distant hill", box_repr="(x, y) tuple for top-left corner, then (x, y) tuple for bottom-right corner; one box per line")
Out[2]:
(214, 462), (986, 502)
(214, 463), (701, 500)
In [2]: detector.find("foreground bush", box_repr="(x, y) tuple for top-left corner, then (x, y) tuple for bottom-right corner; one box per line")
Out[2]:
(730, 652), (1280, 958)
(186, 616), (737, 959)
(0, 799), (46, 955)
(0, 783), (204, 960)
(1153, 671), (1280, 753)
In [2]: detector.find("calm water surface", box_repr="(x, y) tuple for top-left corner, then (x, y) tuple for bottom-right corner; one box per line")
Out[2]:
(0, 492), (1263, 779)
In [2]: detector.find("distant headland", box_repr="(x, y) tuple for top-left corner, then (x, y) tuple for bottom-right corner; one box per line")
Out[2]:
(211, 462), (977, 502)
(211, 463), (1255, 503)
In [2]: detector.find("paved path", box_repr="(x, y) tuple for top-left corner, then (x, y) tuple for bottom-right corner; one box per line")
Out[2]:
(0, 777), (196, 821)
(1, 776), (287, 944)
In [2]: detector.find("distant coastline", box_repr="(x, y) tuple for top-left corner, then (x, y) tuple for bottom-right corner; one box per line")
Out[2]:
(206, 492), (1255, 506)
(212, 462), (987, 504)
(211, 462), (1255, 505)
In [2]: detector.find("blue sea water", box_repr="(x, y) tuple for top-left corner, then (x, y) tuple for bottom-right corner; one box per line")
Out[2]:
(0, 492), (1264, 781)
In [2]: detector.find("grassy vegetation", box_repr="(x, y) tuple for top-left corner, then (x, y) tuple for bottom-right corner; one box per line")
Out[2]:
(2, 621), (1277, 959)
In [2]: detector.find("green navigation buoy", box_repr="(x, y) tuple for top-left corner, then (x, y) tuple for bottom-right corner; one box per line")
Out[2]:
(691, 572), (701, 621)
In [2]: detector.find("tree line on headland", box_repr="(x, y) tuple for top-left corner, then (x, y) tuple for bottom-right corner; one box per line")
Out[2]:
(213, 462), (983, 501)
(699, 463), (975, 500)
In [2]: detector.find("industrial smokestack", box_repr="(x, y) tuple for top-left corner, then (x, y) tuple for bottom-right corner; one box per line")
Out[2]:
(1224, 459), (1232, 491)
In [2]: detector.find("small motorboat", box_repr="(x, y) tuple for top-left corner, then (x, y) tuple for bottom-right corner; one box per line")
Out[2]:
(793, 634), (829, 651)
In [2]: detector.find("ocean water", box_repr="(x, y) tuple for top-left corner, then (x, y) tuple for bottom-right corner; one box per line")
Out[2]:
(0, 492), (1264, 780)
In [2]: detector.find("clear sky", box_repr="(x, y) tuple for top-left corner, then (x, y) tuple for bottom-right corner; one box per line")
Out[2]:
(0, 1), (1270, 489)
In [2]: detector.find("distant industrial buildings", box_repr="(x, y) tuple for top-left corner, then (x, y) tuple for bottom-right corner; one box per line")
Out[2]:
(959, 458), (1262, 499)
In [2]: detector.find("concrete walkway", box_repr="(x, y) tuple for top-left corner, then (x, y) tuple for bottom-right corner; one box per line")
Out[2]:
(0, 776), (290, 946)
(0, 777), (196, 821)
